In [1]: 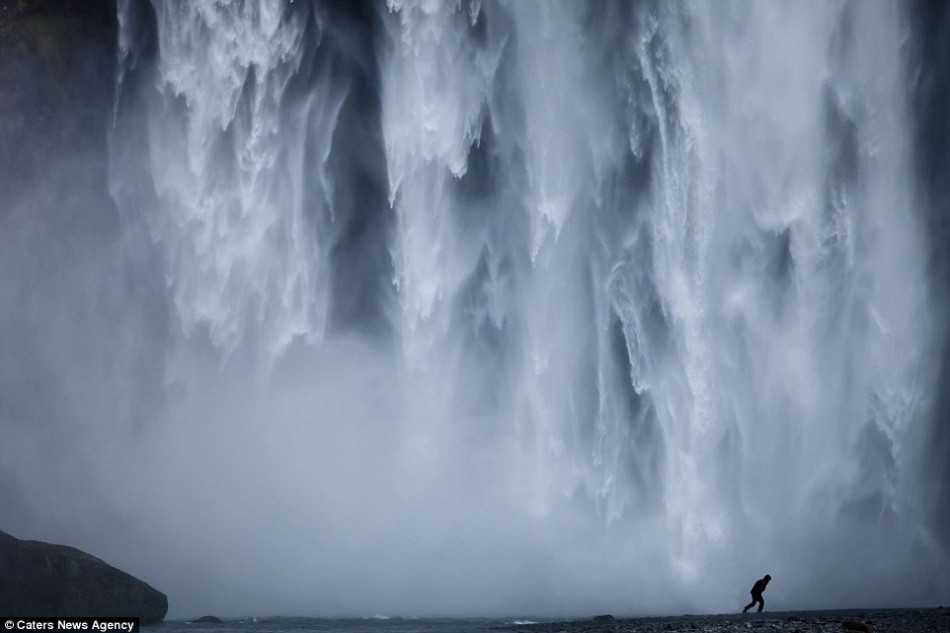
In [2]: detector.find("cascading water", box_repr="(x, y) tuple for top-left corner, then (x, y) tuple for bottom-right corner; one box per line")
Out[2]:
(2, 0), (947, 619)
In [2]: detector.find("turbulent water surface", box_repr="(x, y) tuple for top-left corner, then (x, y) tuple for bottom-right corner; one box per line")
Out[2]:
(1, 0), (949, 620)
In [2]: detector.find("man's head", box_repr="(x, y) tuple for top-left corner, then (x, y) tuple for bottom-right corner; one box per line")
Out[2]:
(764, 574), (771, 582)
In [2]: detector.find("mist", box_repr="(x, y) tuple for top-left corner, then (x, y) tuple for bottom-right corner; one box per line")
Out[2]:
(1, 0), (949, 620)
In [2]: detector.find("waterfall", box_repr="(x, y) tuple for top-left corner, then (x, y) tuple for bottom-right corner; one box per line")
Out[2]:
(3, 0), (946, 619)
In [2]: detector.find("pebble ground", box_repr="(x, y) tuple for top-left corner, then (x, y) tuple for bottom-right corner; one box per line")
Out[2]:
(504, 608), (950, 633)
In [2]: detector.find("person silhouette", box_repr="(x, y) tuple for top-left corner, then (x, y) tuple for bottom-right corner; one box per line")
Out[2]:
(742, 574), (771, 613)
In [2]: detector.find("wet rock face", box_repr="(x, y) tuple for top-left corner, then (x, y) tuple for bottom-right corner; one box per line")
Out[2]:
(0, 530), (167, 623)
(0, 0), (117, 207)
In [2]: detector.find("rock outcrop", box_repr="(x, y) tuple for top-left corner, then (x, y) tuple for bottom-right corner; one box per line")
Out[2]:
(0, 530), (167, 623)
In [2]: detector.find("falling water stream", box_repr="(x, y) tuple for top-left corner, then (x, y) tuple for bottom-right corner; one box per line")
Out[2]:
(2, 0), (947, 619)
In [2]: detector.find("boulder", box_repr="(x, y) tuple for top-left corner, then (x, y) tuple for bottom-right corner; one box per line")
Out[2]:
(195, 616), (224, 623)
(0, 529), (167, 623)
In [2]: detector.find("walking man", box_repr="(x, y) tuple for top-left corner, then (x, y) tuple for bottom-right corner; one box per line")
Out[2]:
(742, 574), (771, 613)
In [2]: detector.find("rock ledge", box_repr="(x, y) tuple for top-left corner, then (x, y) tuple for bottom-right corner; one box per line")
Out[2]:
(0, 529), (167, 623)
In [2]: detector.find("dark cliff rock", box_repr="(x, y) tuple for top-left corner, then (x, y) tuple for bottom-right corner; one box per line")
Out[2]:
(0, 0), (117, 210)
(0, 530), (167, 623)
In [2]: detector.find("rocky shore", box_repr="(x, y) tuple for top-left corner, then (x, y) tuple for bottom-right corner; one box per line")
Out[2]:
(505, 608), (950, 633)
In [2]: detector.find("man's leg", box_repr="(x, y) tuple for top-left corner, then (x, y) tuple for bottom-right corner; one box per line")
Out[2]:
(743, 595), (756, 613)
(756, 596), (764, 613)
